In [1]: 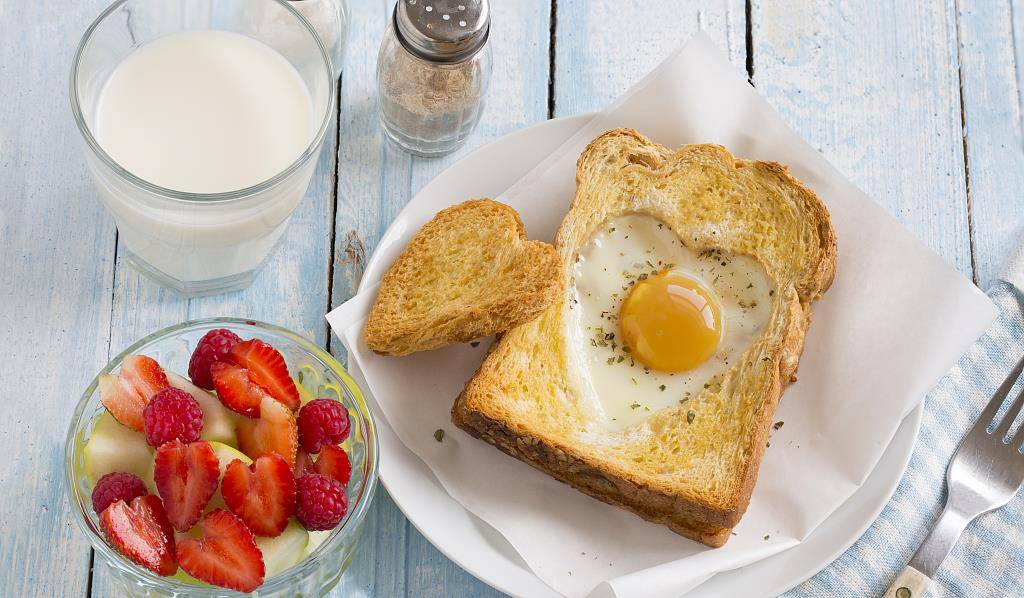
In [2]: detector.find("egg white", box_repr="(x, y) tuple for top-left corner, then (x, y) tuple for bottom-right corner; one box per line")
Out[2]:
(566, 214), (773, 431)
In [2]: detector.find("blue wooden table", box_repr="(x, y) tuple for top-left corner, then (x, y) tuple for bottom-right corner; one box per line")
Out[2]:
(2, 0), (1023, 595)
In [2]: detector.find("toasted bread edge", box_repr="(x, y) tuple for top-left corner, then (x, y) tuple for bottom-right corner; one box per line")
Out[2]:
(451, 396), (732, 547)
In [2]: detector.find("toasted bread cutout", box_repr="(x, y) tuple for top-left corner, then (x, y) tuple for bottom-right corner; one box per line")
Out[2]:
(364, 199), (563, 356)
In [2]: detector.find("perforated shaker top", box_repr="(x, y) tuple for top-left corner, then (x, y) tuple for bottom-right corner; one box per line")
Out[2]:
(394, 0), (490, 63)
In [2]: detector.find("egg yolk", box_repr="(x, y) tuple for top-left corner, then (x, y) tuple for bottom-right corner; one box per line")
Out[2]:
(619, 271), (722, 373)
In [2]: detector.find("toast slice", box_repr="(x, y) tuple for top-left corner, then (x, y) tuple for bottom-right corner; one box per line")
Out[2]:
(364, 199), (563, 356)
(453, 130), (836, 547)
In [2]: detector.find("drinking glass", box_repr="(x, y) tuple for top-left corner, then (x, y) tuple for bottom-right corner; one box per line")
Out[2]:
(70, 0), (335, 296)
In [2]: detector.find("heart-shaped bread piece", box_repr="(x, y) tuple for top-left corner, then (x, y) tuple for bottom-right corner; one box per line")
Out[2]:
(364, 199), (562, 356)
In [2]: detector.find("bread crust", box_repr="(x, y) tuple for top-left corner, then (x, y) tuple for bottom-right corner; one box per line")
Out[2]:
(452, 393), (732, 547)
(452, 130), (837, 546)
(364, 199), (563, 356)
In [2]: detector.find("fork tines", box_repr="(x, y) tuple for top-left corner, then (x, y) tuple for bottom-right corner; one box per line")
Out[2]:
(974, 354), (1024, 446)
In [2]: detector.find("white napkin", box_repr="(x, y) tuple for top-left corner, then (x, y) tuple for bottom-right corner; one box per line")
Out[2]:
(328, 34), (996, 597)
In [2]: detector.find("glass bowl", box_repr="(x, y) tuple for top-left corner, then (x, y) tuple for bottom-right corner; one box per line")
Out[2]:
(64, 318), (378, 597)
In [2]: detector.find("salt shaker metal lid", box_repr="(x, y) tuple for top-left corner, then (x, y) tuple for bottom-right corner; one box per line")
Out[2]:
(394, 0), (490, 64)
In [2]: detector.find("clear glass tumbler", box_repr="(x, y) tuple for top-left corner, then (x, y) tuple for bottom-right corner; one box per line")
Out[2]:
(65, 318), (379, 597)
(276, 0), (350, 78)
(70, 0), (336, 297)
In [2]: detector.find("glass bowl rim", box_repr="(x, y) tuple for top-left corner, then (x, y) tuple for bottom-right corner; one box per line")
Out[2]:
(68, 0), (337, 204)
(64, 317), (379, 594)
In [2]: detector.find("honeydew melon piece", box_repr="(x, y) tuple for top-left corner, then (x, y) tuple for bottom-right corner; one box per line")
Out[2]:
(170, 566), (206, 586)
(166, 371), (238, 447)
(257, 519), (309, 577)
(210, 440), (252, 468)
(301, 530), (332, 559)
(83, 411), (156, 492)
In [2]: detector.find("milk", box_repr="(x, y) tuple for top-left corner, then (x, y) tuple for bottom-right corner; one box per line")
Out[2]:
(88, 30), (322, 287)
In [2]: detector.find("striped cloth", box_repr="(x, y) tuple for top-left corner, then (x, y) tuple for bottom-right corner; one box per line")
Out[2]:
(788, 247), (1024, 597)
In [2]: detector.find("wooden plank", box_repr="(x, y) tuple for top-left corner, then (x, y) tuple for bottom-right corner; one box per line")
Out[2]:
(326, 2), (410, 595)
(956, 0), (1024, 289)
(750, 0), (972, 276)
(1016, 0), (1024, 115)
(329, 1), (551, 595)
(0, 0), (117, 595)
(554, 0), (747, 117)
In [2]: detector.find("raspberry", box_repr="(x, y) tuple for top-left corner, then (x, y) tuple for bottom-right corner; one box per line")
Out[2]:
(297, 399), (350, 453)
(144, 388), (204, 447)
(295, 474), (348, 531)
(92, 472), (148, 515)
(188, 329), (242, 390)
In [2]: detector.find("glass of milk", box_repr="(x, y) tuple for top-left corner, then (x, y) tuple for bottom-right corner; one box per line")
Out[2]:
(70, 0), (335, 296)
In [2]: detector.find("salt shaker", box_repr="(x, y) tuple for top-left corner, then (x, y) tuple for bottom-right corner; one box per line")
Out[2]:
(376, 0), (492, 157)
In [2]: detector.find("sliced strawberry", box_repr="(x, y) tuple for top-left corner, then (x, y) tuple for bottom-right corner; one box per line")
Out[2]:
(99, 495), (177, 576)
(122, 354), (171, 398)
(176, 509), (265, 593)
(154, 440), (220, 531)
(99, 355), (170, 431)
(98, 375), (145, 432)
(236, 396), (298, 469)
(313, 444), (352, 487)
(210, 361), (268, 418)
(229, 339), (300, 411)
(221, 453), (296, 537)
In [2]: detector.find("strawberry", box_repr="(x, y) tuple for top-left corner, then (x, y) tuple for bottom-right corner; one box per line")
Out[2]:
(176, 509), (265, 593)
(312, 444), (352, 487)
(229, 339), (300, 411)
(154, 440), (220, 531)
(99, 355), (170, 432)
(210, 361), (268, 418)
(221, 453), (296, 537)
(236, 395), (298, 469)
(99, 495), (177, 576)
(121, 354), (171, 398)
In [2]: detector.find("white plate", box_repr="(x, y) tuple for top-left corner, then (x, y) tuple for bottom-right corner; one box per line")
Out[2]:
(352, 115), (924, 597)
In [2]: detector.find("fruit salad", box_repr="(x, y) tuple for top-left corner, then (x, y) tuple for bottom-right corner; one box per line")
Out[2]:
(83, 329), (355, 592)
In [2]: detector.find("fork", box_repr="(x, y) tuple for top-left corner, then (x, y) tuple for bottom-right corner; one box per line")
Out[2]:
(882, 355), (1024, 598)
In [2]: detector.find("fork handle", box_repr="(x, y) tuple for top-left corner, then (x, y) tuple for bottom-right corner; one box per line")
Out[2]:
(882, 506), (972, 597)
(882, 566), (930, 598)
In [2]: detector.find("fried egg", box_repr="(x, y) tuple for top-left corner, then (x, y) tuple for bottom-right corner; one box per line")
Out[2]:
(567, 214), (773, 431)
